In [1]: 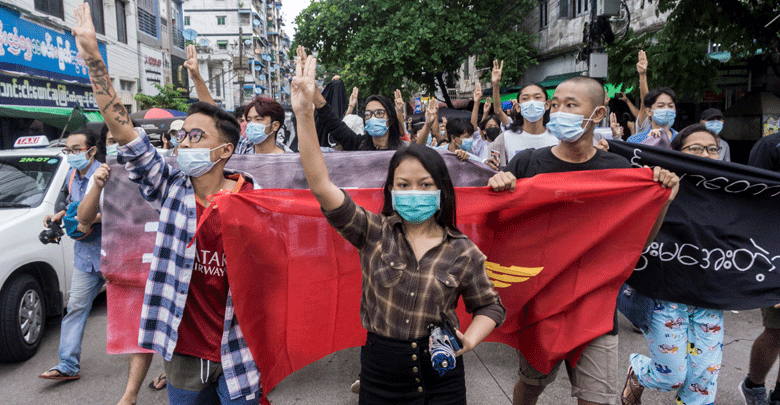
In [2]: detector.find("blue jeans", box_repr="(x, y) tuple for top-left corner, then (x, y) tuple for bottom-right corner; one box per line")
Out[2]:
(51, 269), (105, 376)
(167, 372), (260, 405)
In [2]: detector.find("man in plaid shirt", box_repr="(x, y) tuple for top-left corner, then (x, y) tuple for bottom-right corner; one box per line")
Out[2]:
(71, 4), (264, 403)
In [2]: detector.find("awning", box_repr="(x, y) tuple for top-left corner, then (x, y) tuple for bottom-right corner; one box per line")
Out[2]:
(0, 105), (103, 130)
(538, 72), (585, 89)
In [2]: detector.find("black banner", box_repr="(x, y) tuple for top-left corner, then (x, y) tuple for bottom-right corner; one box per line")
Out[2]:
(607, 140), (780, 310)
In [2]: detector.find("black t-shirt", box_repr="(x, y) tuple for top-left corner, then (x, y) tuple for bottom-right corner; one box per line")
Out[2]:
(748, 131), (780, 172)
(505, 146), (632, 178)
(504, 146), (632, 335)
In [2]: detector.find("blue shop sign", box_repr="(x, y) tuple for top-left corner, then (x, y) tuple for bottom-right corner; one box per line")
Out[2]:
(0, 6), (108, 84)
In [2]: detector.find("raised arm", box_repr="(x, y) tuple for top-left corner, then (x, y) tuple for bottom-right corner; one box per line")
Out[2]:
(72, 2), (135, 145)
(345, 87), (358, 116)
(636, 50), (649, 126)
(491, 60), (511, 127)
(416, 100), (439, 146)
(293, 47), (344, 211)
(471, 82), (482, 131)
(184, 44), (216, 106)
(618, 92), (639, 118)
(394, 89), (406, 136)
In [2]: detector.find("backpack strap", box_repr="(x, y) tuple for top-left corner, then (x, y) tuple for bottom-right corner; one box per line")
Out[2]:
(67, 169), (77, 194)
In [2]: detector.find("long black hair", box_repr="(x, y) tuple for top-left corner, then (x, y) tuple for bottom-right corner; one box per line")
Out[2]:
(362, 94), (402, 150)
(68, 125), (104, 163)
(381, 143), (458, 233)
(509, 83), (549, 132)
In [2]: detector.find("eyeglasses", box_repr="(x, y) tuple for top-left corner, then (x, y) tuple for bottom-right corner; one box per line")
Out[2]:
(681, 144), (721, 156)
(62, 146), (92, 155)
(176, 129), (209, 144)
(363, 109), (387, 120)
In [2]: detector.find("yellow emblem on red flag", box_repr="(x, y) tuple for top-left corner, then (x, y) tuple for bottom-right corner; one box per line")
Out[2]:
(485, 262), (543, 288)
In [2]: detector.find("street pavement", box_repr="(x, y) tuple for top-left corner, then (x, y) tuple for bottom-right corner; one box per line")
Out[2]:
(0, 292), (771, 404)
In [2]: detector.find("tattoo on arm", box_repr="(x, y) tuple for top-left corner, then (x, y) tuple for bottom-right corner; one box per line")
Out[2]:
(84, 55), (130, 127)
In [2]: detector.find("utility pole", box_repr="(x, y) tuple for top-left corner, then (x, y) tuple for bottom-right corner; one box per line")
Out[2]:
(238, 23), (245, 106)
(166, 0), (174, 84)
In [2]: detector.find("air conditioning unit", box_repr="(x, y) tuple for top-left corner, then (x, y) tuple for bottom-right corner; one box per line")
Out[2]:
(596, 0), (621, 17)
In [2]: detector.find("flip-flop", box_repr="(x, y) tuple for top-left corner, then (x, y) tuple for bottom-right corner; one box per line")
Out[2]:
(38, 370), (80, 381)
(148, 373), (166, 390)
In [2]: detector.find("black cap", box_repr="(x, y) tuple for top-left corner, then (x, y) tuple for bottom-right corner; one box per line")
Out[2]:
(701, 108), (724, 121)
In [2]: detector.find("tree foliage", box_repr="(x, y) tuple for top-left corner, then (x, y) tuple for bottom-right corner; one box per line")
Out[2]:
(605, 28), (721, 101)
(652, 0), (779, 63)
(134, 83), (191, 112)
(293, 0), (538, 99)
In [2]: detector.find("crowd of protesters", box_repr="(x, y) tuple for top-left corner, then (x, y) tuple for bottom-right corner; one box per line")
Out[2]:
(33, 3), (780, 405)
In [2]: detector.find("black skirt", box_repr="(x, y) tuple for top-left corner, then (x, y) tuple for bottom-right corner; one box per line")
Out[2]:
(359, 332), (466, 405)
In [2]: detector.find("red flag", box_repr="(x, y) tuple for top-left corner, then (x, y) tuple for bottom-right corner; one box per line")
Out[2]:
(215, 168), (669, 393)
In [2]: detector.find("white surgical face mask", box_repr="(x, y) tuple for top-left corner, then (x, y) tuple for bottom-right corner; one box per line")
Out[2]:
(176, 144), (227, 177)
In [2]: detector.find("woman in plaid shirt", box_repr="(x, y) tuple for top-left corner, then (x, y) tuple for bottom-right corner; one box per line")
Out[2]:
(292, 47), (506, 404)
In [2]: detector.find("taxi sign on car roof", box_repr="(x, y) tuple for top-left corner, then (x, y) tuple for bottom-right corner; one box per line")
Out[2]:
(13, 136), (50, 148)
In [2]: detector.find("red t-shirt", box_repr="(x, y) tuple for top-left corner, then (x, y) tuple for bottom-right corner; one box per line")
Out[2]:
(175, 174), (252, 362)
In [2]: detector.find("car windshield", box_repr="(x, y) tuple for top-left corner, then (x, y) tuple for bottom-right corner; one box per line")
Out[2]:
(0, 155), (61, 208)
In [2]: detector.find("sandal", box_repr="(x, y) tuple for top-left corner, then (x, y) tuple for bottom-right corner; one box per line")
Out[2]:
(148, 373), (166, 390)
(38, 369), (80, 381)
(620, 366), (644, 405)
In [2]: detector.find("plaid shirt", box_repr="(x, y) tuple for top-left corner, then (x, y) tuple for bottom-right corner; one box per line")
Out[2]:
(236, 136), (293, 154)
(117, 129), (260, 400)
(323, 191), (505, 340)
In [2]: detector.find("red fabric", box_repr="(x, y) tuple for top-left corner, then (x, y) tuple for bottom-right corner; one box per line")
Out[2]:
(176, 175), (252, 362)
(214, 168), (670, 394)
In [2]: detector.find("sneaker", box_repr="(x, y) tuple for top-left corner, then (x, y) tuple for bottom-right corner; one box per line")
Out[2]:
(740, 379), (769, 405)
(770, 390), (780, 405)
(350, 379), (360, 394)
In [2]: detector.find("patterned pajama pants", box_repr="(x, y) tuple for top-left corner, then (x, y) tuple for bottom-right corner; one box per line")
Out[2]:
(629, 300), (724, 405)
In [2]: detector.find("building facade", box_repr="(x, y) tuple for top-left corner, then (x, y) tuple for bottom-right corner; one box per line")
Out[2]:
(183, 0), (291, 111)
(0, 0), (140, 148)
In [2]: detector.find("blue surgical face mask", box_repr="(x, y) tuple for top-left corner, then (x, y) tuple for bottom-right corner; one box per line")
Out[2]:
(652, 108), (676, 127)
(246, 122), (270, 144)
(520, 100), (546, 123)
(391, 190), (441, 224)
(459, 137), (473, 151)
(170, 136), (179, 148)
(705, 120), (723, 135)
(547, 110), (597, 142)
(67, 147), (93, 170)
(106, 144), (118, 156)
(176, 144), (227, 178)
(365, 117), (388, 138)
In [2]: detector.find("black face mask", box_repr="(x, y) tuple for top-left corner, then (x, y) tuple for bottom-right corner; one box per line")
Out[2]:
(484, 127), (501, 142)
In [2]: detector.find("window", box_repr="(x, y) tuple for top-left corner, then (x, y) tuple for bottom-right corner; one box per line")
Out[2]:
(240, 14), (250, 25)
(34, 0), (63, 19)
(539, 0), (548, 29)
(217, 16), (226, 25)
(88, 0), (105, 35)
(184, 16), (190, 25)
(559, 0), (569, 18)
(138, 0), (157, 37)
(575, 0), (588, 15)
(116, 1), (127, 44)
(120, 80), (135, 92)
(217, 40), (228, 50)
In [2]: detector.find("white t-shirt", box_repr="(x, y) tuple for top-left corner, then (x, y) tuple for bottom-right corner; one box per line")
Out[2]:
(592, 127), (617, 145)
(85, 175), (105, 209)
(503, 129), (559, 159)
